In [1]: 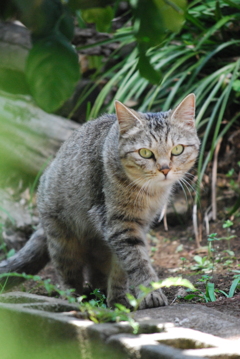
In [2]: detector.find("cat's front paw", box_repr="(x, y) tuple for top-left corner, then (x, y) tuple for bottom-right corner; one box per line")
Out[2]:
(138, 289), (168, 309)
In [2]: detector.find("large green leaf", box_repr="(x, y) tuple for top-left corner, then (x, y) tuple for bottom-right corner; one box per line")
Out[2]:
(129, 0), (186, 83)
(26, 33), (80, 113)
(130, 0), (186, 47)
(138, 46), (162, 84)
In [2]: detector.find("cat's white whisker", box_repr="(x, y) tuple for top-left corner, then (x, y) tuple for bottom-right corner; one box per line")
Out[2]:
(184, 172), (195, 178)
(181, 177), (196, 192)
(179, 178), (194, 201)
(178, 180), (189, 202)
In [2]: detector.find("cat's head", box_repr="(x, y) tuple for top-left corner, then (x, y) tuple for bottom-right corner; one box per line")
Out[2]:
(115, 94), (200, 190)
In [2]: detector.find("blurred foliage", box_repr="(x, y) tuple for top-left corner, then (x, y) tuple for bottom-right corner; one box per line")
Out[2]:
(81, 5), (114, 32)
(0, 0), (80, 112)
(0, 0), (186, 112)
(130, 0), (186, 83)
(26, 33), (80, 111)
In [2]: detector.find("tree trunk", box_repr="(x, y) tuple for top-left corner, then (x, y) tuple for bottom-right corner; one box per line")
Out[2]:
(0, 91), (80, 179)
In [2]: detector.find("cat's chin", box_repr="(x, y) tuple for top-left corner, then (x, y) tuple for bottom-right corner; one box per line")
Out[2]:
(150, 176), (175, 189)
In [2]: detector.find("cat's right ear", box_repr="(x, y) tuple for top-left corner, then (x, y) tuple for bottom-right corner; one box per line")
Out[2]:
(115, 101), (142, 135)
(171, 93), (196, 127)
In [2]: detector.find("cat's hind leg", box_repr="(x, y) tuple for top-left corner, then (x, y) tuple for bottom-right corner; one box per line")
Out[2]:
(49, 238), (85, 294)
(45, 224), (86, 294)
(86, 238), (112, 293)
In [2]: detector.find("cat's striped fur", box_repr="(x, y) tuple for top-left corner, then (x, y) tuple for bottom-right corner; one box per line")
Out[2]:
(0, 94), (200, 309)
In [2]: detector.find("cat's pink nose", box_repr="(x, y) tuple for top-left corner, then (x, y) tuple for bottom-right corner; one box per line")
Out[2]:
(160, 166), (170, 176)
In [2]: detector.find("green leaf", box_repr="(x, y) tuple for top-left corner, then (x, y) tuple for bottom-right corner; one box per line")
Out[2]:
(151, 277), (195, 290)
(26, 33), (80, 112)
(126, 293), (138, 308)
(193, 255), (204, 264)
(206, 282), (216, 302)
(138, 47), (162, 84)
(223, 220), (233, 228)
(130, 0), (186, 47)
(228, 277), (240, 298)
(6, 249), (15, 259)
(114, 303), (130, 313)
(222, 0), (240, 10)
(216, 289), (229, 298)
(81, 6), (114, 32)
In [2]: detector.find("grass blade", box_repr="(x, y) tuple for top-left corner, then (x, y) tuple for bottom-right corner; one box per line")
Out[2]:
(206, 282), (216, 302)
(228, 277), (240, 298)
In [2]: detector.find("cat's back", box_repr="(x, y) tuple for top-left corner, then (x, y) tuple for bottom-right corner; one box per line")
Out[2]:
(38, 114), (116, 216)
(58, 113), (116, 158)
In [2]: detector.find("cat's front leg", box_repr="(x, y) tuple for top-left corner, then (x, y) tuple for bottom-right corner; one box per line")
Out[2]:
(106, 218), (168, 309)
(128, 244), (168, 309)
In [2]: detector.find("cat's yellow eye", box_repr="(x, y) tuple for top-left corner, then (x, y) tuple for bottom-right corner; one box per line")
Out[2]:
(139, 148), (153, 159)
(171, 145), (184, 156)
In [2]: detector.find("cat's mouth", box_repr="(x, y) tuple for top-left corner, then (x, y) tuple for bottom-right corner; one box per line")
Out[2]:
(158, 171), (175, 184)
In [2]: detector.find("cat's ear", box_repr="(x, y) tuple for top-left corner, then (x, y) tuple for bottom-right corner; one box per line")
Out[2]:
(171, 93), (196, 127)
(115, 100), (142, 135)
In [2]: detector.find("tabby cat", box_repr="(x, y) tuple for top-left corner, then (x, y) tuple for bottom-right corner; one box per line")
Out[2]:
(0, 94), (200, 309)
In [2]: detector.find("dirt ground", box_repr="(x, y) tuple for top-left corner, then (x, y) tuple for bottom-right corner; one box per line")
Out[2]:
(150, 201), (240, 317)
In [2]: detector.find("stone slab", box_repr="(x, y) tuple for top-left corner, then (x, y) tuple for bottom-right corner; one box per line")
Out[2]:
(134, 303), (240, 339)
(0, 292), (240, 359)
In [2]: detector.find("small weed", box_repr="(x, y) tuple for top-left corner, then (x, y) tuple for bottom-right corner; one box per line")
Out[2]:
(78, 296), (139, 331)
(184, 282), (216, 303)
(208, 221), (236, 255)
(184, 275), (240, 303)
(88, 289), (107, 308)
(150, 246), (157, 253)
(192, 221), (237, 274)
(190, 255), (213, 272)
(214, 275), (240, 299)
(197, 275), (212, 283)
(223, 259), (233, 267)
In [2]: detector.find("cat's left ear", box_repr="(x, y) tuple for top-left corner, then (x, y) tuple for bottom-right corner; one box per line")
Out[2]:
(171, 93), (196, 127)
(115, 100), (143, 135)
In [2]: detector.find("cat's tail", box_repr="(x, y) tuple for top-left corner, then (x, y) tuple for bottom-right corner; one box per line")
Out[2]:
(0, 227), (50, 291)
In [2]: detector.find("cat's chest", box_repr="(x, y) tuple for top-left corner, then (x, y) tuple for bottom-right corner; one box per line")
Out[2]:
(124, 184), (171, 221)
